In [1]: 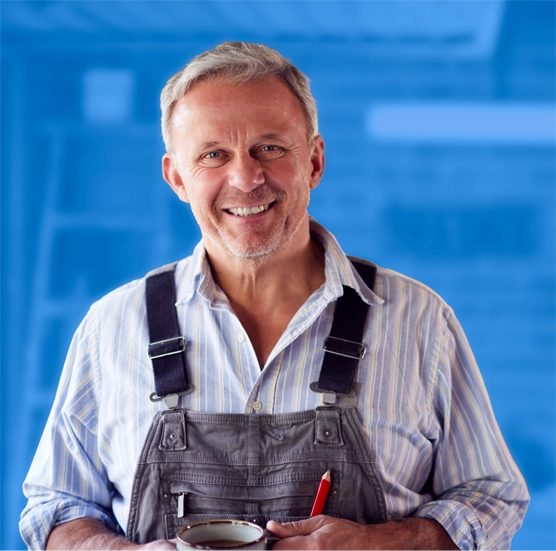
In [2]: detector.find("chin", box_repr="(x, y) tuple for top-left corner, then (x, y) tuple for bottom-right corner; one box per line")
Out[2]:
(225, 240), (282, 261)
(206, 213), (307, 262)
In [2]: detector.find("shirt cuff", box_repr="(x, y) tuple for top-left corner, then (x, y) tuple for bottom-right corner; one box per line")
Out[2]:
(411, 499), (491, 550)
(20, 501), (121, 550)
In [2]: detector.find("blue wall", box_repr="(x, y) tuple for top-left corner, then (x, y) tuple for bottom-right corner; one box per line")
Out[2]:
(2, 1), (554, 549)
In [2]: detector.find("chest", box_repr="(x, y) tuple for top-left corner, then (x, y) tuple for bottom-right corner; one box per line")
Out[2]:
(234, 308), (296, 368)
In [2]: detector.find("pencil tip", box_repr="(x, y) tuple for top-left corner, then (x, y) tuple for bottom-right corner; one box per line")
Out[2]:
(323, 470), (331, 481)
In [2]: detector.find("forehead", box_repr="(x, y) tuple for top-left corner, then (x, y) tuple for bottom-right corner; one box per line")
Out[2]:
(170, 77), (308, 142)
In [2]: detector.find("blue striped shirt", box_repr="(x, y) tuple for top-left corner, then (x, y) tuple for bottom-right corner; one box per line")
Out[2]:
(20, 219), (528, 550)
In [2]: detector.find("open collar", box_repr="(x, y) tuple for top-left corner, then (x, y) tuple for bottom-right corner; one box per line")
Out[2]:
(174, 217), (384, 308)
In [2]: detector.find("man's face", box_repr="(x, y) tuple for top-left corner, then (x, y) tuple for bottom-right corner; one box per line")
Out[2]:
(162, 77), (324, 264)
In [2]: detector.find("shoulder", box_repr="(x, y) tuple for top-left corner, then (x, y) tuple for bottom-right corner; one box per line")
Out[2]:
(377, 265), (444, 298)
(367, 261), (454, 320)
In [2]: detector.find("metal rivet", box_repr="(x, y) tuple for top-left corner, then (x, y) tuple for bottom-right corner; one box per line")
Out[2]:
(333, 489), (340, 496)
(169, 432), (177, 440)
(163, 492), (171, 500)
(324, 429), (333, 437)
(252, 518), (261, 525)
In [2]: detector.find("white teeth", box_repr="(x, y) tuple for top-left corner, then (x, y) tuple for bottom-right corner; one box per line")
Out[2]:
(228, 204), (270, 216)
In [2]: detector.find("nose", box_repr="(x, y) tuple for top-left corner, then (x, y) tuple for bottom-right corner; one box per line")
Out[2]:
(227, 153), (265, 192)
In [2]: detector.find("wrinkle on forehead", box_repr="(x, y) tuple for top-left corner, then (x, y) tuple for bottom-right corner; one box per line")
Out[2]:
(169, 77), (309, 151)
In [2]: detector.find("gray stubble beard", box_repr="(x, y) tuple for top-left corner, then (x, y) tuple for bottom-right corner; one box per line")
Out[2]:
(206, 186), (310, 265)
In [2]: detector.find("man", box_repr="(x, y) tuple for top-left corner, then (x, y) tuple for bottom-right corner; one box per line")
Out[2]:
(21, 42), (528, 550)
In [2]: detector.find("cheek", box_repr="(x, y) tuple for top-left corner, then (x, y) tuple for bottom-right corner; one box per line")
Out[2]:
(280, 155), (314, 182)
(183, 172), (222, 205)
(187, 189), (215, 213)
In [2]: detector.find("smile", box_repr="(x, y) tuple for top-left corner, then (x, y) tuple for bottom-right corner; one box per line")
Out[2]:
(227, 203), (271, 216)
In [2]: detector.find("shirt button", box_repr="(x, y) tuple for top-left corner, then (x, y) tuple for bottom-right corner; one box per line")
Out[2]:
(237, 333), (245, 342)
(253, 401), (262, 412)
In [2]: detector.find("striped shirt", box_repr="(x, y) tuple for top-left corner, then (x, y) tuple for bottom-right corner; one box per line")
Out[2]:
(20, 219), (528, 550)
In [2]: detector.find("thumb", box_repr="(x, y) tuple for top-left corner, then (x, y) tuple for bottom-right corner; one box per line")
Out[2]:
(266, 517), (324, 538)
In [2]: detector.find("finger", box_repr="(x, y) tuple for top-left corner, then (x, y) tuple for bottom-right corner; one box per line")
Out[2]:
(266, 517), (325, 538)
(267, 520), (296, 538)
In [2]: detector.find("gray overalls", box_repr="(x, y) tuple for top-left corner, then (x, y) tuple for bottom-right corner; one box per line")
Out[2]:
(126, 260), (387, 543)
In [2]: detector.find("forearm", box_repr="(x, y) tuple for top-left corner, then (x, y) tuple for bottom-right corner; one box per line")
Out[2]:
(46, 519), (132, 550)
(268, 515), (458, 550)
(46, 518), (174, 550)
(368, 518), (458, 550)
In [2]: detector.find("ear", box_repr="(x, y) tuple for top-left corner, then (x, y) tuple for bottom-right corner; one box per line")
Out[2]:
(162, 153), (189, 203)
(309, 135), (325, 190)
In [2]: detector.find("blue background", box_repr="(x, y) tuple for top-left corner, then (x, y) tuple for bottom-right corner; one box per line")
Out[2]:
(1, 1), (554, 549)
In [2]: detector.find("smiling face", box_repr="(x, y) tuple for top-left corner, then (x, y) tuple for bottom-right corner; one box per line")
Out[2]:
(162, 77), (325, 265)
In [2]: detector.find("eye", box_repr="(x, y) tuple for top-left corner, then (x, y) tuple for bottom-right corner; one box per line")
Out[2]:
(200, 150), (228, 167)
(257, 145), (284, 160)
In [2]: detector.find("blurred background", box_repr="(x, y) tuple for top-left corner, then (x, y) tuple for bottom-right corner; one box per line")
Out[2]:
(1, 1), (554, 549)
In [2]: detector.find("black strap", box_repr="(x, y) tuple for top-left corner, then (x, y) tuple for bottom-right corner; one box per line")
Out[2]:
(313, 258), (377, 396)
(145, 258), (376, 399)
(146, 269), (190, 398)
(348, 257), (377, 292)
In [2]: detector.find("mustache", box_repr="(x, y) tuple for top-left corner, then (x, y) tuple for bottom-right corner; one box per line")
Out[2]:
(214, 185), (285, 209)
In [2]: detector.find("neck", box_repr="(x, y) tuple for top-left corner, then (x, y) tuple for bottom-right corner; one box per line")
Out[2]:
(204, 226), (325, 368)
(208, 234), (325, 307)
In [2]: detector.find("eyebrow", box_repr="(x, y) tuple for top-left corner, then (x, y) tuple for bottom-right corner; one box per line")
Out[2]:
(198, 134), (287, 151)
(199, 141), (220, 150)
(259, 133), (283, 141)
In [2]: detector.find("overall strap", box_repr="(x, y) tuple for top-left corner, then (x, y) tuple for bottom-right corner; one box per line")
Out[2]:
(144, 258), (376, 405)
(311, 258), (377, 398)
(146, 268), (191, 408)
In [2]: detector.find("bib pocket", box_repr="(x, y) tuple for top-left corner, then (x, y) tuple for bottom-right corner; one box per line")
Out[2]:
(162, 471), (341, 539)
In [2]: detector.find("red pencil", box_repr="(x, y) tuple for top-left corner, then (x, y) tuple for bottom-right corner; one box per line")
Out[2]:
(310, 471), (331, 516)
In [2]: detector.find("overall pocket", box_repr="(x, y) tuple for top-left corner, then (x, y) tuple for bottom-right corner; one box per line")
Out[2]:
(162, 471), (341, 539)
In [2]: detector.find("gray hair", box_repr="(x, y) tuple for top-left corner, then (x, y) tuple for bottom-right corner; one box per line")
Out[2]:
(160, 42), (318, 152)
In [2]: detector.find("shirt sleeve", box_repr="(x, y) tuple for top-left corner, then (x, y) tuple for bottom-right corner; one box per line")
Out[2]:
(411, 309), (529, 550)
(19, 308), (122, 550)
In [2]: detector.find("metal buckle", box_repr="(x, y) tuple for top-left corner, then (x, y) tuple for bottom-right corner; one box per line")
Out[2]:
(310, 382), (354, 399)
(149, 386), (192, 410)
(310, 382), (361, 407)
(323, 336), (366, 360)
(148, 336), (186, 360)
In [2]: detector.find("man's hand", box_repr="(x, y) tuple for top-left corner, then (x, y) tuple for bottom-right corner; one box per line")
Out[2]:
(46, 518), (176, 550)
(267, 515), (458, 550)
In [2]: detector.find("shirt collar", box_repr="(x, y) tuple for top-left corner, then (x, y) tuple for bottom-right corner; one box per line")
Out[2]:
(310, 218), (384, 306)
(175, 240), (218, 307)
(174, 217), (384, 307)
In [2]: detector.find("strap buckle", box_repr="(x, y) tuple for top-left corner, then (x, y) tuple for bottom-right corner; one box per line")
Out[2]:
(149, 387), (192, 410)
(148, 336), (186, 360)
(310, 382), (354, 399)
(323, 336), (366, 360)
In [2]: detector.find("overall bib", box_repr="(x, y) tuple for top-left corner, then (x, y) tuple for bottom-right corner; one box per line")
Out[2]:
(126, 260), (387, 543)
